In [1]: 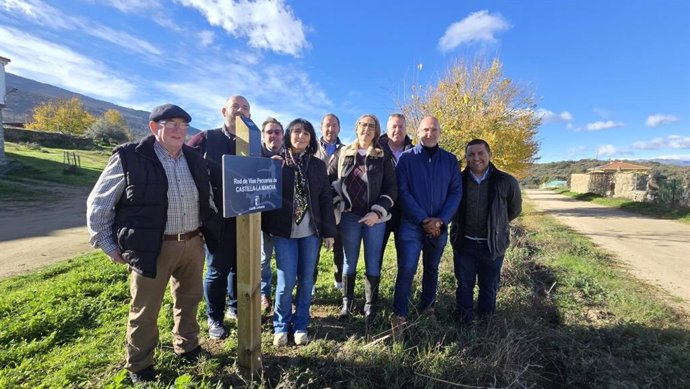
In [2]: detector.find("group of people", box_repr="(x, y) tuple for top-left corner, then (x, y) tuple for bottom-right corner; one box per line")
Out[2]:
(86, 95), (522, 383)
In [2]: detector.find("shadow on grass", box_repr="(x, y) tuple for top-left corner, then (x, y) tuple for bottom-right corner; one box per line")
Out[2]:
(5, 152), (103, 187)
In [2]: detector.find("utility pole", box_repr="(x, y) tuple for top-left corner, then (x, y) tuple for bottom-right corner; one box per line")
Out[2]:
(0, 56), (11, 167)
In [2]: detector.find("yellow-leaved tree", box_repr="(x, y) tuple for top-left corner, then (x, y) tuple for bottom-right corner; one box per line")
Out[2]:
(400, 58), (540, 178)
(27, 97), (96, 136)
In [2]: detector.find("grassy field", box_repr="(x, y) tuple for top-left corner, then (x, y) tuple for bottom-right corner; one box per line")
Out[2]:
(553, 188), (690, 224)
(1, 203), (688, 388)
(1, 142), (111, 195)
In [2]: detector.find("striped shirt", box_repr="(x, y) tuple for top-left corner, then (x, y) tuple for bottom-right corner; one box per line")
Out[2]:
(87, 142), (208, 255)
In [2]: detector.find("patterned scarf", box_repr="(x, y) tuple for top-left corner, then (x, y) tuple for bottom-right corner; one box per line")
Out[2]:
(286, 149), (310, 225)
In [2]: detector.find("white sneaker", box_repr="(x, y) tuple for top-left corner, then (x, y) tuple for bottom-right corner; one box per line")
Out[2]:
(294, 331), (309, 346)
(334, 281), (343, 290)
(273, 332), (288, 347)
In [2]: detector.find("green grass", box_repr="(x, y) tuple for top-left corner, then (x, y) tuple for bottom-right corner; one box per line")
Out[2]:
(3, 142), (111, 188)
(553, 188), (690, 224)
(1, 205), (689, 387)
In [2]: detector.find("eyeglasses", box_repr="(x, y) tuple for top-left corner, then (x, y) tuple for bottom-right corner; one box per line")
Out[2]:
(159, 121), (189, 130)
(358, 122), (376, 129)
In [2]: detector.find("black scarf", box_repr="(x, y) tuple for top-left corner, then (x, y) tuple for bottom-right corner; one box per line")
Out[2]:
(286, 149), (310, 225)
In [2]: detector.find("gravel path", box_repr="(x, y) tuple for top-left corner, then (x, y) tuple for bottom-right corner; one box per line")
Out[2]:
(525, 189), (690, 311)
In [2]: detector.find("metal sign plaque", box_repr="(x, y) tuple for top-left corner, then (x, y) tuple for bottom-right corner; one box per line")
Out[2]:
(221, 155), (282, 217)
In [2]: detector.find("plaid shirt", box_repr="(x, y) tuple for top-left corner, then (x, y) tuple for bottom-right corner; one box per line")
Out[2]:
(87, 142), (206, 255)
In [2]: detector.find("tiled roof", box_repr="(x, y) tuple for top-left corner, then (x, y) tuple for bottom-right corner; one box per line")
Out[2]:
(590, 161), (651, 172)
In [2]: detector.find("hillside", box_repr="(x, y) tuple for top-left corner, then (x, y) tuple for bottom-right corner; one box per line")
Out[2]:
(524, 159), (690, 186)
(3, 73), (199, 138)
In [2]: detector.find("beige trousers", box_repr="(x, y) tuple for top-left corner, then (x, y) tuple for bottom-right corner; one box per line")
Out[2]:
(124, 236), (204, 372)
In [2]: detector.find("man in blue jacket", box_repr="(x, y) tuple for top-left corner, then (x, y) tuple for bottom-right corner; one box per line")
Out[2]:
(391, 116), (462, 339)
(450, 139), (522, 325)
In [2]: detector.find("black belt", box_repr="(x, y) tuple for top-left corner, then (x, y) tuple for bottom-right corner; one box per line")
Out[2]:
(163, 229), (201, 241)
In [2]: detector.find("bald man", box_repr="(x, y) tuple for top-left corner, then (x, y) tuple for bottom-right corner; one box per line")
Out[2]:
(187, 95), (250, 340)
(391, 116), (462, 339)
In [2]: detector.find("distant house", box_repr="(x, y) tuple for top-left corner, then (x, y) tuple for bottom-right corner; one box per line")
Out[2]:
(571, 161), (651, 201)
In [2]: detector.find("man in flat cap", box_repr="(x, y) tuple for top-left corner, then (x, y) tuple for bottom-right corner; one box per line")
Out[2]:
(87, 103), (220, 384)
(187, 95), (250, 340)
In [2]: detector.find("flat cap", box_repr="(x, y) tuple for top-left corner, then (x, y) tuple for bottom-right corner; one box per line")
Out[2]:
(149, 103), (192, 123)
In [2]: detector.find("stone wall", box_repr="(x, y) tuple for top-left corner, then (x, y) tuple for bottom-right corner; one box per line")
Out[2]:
(570, 170), (690, 207)
(587, 172), (613, 196)
(3, 126), (94, 149)
(570, 173), (590, 193)
(614, 173), (646, 201)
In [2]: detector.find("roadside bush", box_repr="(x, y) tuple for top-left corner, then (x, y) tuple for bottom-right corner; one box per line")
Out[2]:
(86, 118), (131, 145)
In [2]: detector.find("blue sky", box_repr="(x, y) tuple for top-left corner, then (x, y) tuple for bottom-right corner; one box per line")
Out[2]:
(1, 0), (688, 163)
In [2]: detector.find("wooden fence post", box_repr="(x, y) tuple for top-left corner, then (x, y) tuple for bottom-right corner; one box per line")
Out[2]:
(234, 115), (263, 374)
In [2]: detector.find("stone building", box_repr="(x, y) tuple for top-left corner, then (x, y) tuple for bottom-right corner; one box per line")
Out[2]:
(570, 161), (651, 201)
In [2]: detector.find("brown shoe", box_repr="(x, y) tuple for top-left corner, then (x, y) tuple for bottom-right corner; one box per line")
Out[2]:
(391, 315), (407, 341)
(261, 295), (272, 314)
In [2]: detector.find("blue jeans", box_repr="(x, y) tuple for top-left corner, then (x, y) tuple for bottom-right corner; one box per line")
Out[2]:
(204, 219), (237, 322)
(453, 237), (504, 323)
(260, 231), (275, 297)
(272, 234), (320, 334)
(393, 220), (448, 317)
(339, 212), (386, 277)
(227, 231), (273, 306)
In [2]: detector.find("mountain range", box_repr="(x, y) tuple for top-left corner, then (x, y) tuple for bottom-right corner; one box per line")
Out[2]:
(3, 73), (198, 138)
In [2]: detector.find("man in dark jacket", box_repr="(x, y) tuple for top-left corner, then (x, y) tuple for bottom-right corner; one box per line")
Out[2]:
(86, 104), (220, 383)
(377, 113), (413, 268)
(187, 95), (249, 340)
(450, 139), (522, 324)
(315, 113), (345, 291)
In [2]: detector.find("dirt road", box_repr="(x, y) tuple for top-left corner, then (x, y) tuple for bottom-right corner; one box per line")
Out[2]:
(0, 182), (94, 279)
(525, 189), (690, 309)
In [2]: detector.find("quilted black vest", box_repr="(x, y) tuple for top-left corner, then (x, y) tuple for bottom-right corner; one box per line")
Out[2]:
(113, 135), (219, 278)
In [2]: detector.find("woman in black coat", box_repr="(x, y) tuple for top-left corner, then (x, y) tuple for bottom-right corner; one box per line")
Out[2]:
(262, 118), (337, 347)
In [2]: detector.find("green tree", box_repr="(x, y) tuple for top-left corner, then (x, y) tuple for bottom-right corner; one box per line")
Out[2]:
(27, 97), (96, 136)
(86, 109), (132, 144)
(399, 58), (540, 178)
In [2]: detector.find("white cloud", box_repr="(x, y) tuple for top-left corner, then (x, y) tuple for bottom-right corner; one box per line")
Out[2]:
(597, 145), (618, 157)
(101, 0), (161, 13)
(148, 51), (332, 129)
(0, 0), (161, 56)
(0, 26), (135, 100)
(538, 109), (573, 124)
(652, 154), (690, 162)
(645, 113), (678, 127)
(567, 145), (589, 158)
(179, 0), (309, 57)
(585, 120), (624, 131)
(632, 135), (690, 150)
(198, 30), (215, 47)
(593, 107), (611, 119)
(438, 10), (511, 52)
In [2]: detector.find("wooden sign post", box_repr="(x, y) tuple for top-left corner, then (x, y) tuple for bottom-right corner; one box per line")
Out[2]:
(235, 115), (262, 374)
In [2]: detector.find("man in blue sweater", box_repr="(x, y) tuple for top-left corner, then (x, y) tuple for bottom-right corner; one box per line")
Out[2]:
(391, 116), (462, 339)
